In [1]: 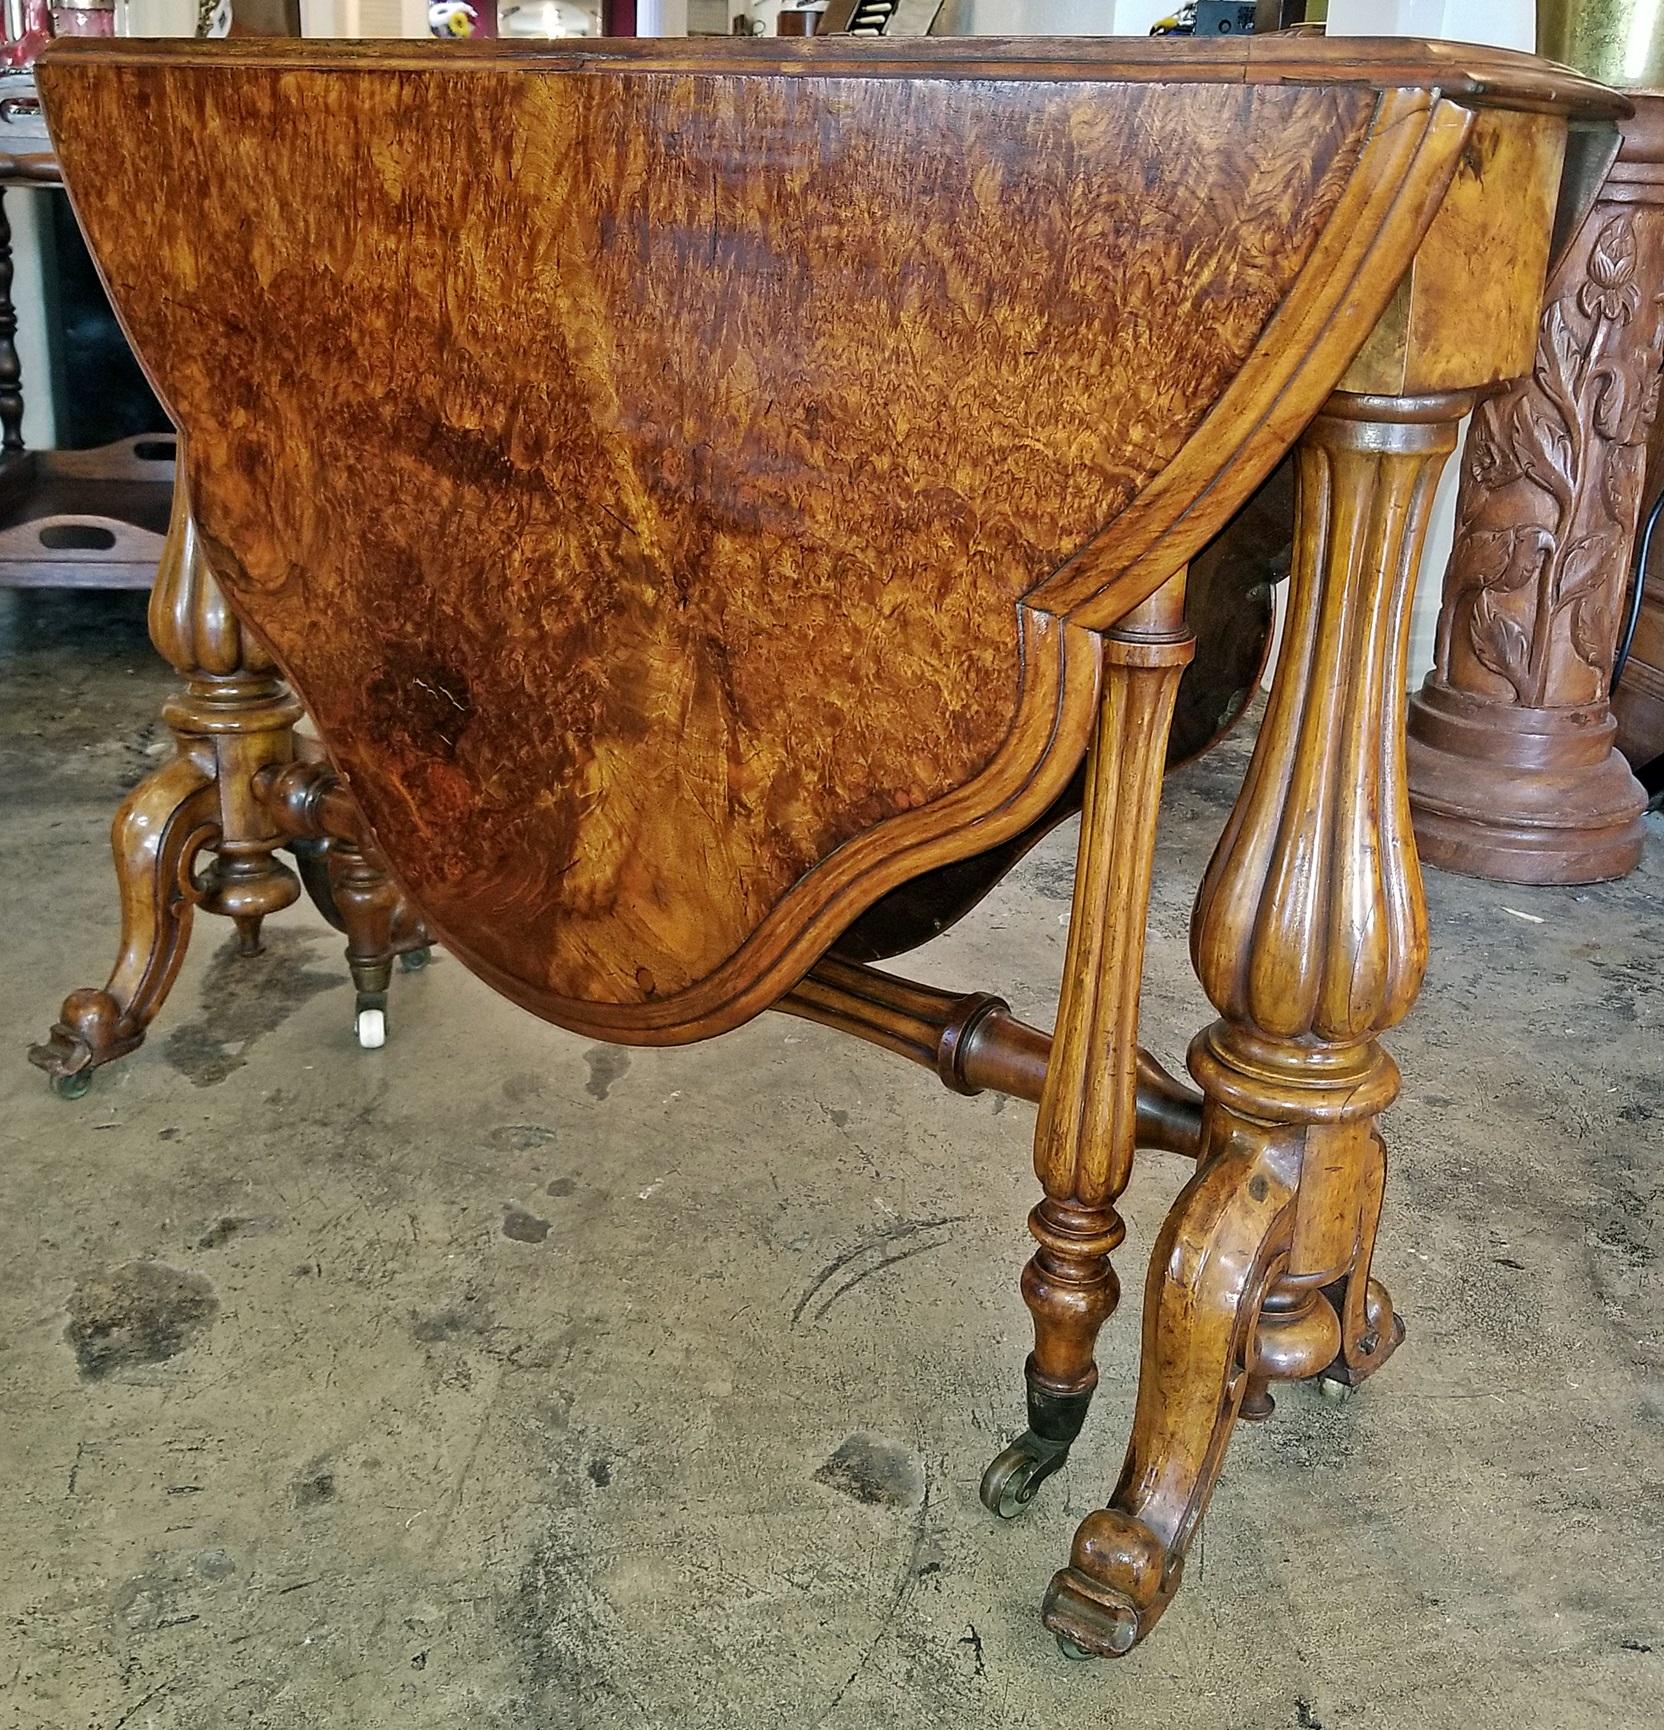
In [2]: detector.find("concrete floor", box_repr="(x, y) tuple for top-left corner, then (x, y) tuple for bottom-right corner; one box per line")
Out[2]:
(2, 586), (1662, 1730)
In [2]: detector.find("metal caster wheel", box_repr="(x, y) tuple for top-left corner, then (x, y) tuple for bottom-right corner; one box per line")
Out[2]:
(979, 1431), (1069, 1520)
(355, 1004), (387, 1050)
(50, 1069), (92, 1101)
(1317, 1375), (1354, 1403)
(398, 946), (432, 973)
(1056, 1636), (1100, 1662)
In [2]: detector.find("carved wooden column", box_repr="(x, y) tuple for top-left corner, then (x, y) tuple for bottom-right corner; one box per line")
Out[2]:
(28, 448), (303, 1095)
(1043, 390), (1466, 1660)
(1406, 96), (1664, 883)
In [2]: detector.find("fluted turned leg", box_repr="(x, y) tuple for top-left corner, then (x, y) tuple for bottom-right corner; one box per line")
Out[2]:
(981, 573), (1194, 1518)
(29, 456), (301, 1094)
(1044, 390), (1466, 1657)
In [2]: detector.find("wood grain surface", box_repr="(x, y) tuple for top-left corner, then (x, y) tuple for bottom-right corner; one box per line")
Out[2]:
(35, 39), (1616, 1042)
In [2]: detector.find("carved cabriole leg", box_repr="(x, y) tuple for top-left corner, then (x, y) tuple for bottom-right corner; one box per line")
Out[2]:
(28, 454), (302, 1092)
(980, 572), (1194, 1518)
(1043, 390), (1466, 1658)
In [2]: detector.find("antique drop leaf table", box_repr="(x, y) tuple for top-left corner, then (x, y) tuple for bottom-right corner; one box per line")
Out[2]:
(36, 34), (1621, 1659)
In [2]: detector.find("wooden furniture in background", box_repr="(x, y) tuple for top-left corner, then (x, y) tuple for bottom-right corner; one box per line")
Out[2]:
(2, 39), (430, 1088)
(37, 32), (1613, 1659)
(1406, 91), (1664, 884)
(0, 71), (175, 589)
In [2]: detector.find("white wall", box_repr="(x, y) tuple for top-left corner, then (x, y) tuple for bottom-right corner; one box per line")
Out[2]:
(298, 0), (431, 32)
(922, 1), (1174, 28)
(751, 2), (1173, 41)
(7, 190), (56, 451)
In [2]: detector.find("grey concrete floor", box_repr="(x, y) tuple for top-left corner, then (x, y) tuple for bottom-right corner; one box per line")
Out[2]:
(1, 587), (1662, 1730)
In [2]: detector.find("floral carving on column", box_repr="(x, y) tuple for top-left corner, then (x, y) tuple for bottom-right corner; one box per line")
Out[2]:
(1435, 214), (1664, 710)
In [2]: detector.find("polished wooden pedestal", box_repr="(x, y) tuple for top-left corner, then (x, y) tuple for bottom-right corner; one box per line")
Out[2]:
(35, 34), (1611, 1660)
(1406, 93), (1664, 884)
(27, 464), (431, 1094)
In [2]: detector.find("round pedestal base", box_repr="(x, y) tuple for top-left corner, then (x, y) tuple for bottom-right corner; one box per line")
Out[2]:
(1406, 679), (1647, 885)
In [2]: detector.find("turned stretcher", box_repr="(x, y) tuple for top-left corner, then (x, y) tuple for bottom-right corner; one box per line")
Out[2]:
(36, 34), (1619, 1658)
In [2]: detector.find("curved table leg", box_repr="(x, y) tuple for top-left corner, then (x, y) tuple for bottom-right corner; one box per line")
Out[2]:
(1316, 1130), (1407, 1397)
(982, 574), (1194, 1517)
(28, 755), (219, 1095)
(1043, 1130), (1298, 1656)
(29, 456), (301, 1093)
(1041, 387), (1469, 1658)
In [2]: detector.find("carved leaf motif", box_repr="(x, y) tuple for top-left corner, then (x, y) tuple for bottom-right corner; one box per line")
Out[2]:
(1510, 393), (1573, 504)
(1591, 366), (1628, 444)
(1452, 524), (1551, 598)
(1641, 358), (1664, 432)
(1554, 531), (1617, 609)
(1570, 593), (1612, 676)
(1535, 302), (1583, 403)
(1468, 589), (1531, 697)
(1602, 440), (1646, 523)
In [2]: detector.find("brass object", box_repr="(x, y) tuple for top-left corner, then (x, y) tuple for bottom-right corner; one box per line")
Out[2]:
(1540, 0), (1664, 88)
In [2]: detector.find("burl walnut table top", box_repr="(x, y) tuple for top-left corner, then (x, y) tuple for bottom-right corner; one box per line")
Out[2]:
(36, 37), (1618, 1044)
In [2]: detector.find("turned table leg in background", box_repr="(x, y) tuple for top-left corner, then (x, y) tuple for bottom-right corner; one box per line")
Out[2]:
(28, 458), (302, 1095)
(979, 572), (1194, 1518)
(0, 186), (26, 459)
(1042, 390), (1467, 1660)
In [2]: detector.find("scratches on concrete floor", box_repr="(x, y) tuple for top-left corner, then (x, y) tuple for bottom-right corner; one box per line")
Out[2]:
(2, 589), (1662, 1728)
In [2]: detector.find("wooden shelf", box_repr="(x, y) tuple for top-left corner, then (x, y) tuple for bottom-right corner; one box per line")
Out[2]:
(0, 436), (175, 590)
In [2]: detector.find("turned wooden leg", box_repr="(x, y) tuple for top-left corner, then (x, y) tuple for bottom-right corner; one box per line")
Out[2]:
(0, 187), (25, 458)
(255, 760), (432, 1051)
(1044, 390), (1465, 1657)
(29, 455), (301, 1093)
(328, 836), (434, 1050)
(981, 573), (1194, 1517)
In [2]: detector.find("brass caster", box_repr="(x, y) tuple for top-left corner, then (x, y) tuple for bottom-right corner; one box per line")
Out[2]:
(980, 1430), (1070, 1520)
(50, 1069), (93, 1101)
(398, 946), (432, 973)
(1056, 1636), (1100, 1662)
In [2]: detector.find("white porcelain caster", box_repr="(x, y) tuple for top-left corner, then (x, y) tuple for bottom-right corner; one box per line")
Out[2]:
(1317, 1375), (1354, 1403)
(356, 1006), (387, 1050)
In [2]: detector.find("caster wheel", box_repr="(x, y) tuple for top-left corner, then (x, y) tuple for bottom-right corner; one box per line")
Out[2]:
(979, 1432), (1068, 1520)
(398, 946), (432, 973)
(1056, 1636), (1100, 1663)
(1317, 1375), (1354, 1403)
(356, 1006), (387, 1050)
(50, 1069), (92, 1101)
